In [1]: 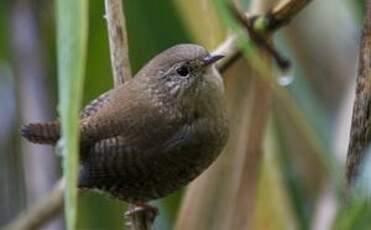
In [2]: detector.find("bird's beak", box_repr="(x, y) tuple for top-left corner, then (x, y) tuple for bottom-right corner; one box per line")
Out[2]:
(203, 54), (224, 66)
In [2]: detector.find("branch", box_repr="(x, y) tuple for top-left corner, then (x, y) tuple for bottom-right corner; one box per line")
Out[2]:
(214, 0), (313, 72)
(4, 179), (64, 230)
(346, 0), (371, 191)
(4, 0), (313, 229)
(230, 5), (291, 70)
(124, 204), (157, 230)
(105, 0), (132, 85)
(214, 34), (240, 73)
(266, 0), (313, 31)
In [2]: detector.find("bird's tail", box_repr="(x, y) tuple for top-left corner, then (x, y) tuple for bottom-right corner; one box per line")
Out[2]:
(21, 121), (60, 144)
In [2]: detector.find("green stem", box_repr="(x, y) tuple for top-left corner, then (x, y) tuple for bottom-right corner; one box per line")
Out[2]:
(56, 0), (88, 229)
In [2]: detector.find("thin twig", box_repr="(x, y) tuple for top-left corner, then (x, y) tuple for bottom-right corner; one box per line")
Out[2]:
(4, 179), (64, 230)
(266, 0), (313, 31)
(105, 0), (132, 85)
(346, 0), (371, 192)
(124, 204), (156, 230)
(229, 5), (291, 70)
(214, 0), (313, 71)
(4, 0), (313, 229)
(214, 34), (240, 72)
(105, 0), (155, 229)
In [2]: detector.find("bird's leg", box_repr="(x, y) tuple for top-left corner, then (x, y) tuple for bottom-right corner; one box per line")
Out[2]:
(124, 202), (159, 223)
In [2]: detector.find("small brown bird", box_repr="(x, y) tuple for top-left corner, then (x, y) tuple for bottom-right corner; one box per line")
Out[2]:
(21, 44), (229, 205)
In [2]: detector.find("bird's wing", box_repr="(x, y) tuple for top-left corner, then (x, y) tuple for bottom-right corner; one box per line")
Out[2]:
(79, 135), (131, 187)
(79, 83), (180, 145)
(78, 118), (213, 188)
(80, 90), (113, 118)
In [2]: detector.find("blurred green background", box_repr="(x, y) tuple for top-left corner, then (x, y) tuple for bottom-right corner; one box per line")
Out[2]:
(0, 0), (367, 229)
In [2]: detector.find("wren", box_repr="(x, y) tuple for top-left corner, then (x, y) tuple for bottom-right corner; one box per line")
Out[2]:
(21, 44), (229, 204)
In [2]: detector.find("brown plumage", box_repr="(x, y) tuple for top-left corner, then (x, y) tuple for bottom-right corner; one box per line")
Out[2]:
(21, 44), (229, 203)
(21, 122), (60, 144)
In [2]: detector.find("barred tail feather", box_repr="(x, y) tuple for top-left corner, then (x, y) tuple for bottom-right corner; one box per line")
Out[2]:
(21, 121), (60, 144)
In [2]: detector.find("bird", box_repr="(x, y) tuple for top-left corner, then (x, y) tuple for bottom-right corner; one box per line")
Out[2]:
(21, 44), (229, 206)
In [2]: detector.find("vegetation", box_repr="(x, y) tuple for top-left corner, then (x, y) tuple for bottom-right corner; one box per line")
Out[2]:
(0, 0), (369, 229)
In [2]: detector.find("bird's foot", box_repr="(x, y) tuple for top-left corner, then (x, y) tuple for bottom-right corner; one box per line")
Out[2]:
(124, 203), (159, 224)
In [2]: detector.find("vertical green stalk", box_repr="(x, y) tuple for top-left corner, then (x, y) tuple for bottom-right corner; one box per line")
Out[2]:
(56, 0), (88, 229)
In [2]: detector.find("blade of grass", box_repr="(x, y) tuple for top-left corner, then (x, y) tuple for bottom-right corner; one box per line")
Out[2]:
(56, 0), (88, 229)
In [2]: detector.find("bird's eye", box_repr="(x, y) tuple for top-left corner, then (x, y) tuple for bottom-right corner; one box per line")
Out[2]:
(176, 66), (189, 77)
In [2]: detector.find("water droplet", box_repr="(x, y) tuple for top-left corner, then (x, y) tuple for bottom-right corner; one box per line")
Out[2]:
(277, 69), (295, 86)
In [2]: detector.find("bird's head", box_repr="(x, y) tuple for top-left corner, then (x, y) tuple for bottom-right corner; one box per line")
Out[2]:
(136, 44), (224, 97)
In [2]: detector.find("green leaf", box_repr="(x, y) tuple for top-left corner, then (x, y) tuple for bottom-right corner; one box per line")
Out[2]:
(56, 0), (88, 229)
